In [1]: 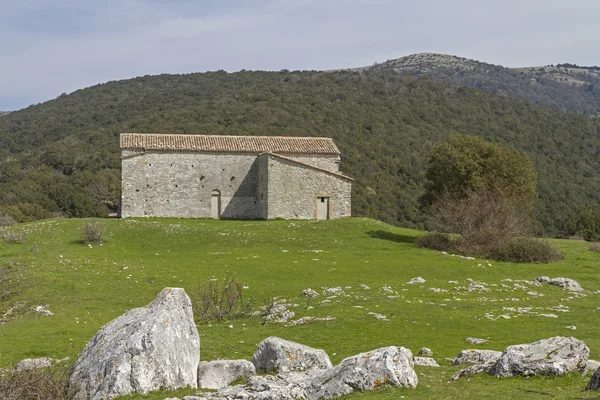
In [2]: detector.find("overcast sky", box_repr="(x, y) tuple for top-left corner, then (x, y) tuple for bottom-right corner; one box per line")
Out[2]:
(1, 0), (599, 111)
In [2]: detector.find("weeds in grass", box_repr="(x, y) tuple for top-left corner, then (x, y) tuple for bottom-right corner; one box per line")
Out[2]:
(0, 365), (74, 400)
(193, 275), (251, 323)
(0, 229), (26, 244)
(80, 221), (105, 244)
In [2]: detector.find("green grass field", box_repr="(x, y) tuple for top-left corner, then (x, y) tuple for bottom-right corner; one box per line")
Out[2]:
(1, 217), (599, 399)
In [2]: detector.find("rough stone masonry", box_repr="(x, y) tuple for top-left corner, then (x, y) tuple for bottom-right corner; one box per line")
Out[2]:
(120, 134), (352, 220)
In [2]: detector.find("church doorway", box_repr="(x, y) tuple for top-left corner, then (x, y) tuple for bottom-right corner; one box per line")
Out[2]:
(316, 196), (329, 220)
(211, 190), (221, 219)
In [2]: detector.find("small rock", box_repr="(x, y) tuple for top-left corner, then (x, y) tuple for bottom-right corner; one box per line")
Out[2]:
(418, 347), (433, 356)
(197, 359), (255, 390)
(263, 304), (295, 324)
(465, 337), (490, 345)
(301, 288), (319, 298)
(407, 277), (426, 284)
(566, 325), (577, 330)
(450, 363), (490, 381)
(413, 357), (439, 367)
(452, 350), (502, 366)
(251, 337), (332, 373)
(15, 357), (55, 371)
(587, 360), (600, 372)
(535, 276), (584, 292)
(33, 305), (54, 316)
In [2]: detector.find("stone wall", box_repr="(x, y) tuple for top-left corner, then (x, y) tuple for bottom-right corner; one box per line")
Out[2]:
(121, 150), (350, 220)
(261, 154), (352, 220)
(121, 150), (261, 218)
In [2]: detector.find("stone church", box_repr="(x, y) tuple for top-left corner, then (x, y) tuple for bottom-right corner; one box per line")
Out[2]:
(120, 133), (352, 220)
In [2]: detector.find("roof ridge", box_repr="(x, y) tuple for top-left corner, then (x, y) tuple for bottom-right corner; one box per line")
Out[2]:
(120, 133), (340, 155)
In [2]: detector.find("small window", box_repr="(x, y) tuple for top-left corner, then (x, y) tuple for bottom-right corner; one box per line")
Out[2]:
(149, 163), (152, 166)
(321, 198), (325, 203)
(260, 193), (264, 200)
(175, 184), (178, 188)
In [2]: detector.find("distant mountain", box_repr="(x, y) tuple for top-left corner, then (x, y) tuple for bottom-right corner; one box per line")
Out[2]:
(362, 53), (600, 115)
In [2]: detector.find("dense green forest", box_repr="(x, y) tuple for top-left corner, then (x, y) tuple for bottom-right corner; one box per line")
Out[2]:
(1, 70), (599, 236)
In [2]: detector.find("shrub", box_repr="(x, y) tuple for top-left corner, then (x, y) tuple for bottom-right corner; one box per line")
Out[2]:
(575, 205), (600, 242)
(0, 214), (16, 227)
(81, 221), (105, 244)
(429, 187), (530, 254)
(415, 232), (455, 252)
(193, 276), (251, 323)
(489, 237), (564, 263)
(0, 229), (26, 244)
(0, 365), (74, 400)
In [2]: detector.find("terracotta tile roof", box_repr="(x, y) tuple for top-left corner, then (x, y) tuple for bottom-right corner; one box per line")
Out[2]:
(262, 153), (353, 181)
(120, 133), (340, 155)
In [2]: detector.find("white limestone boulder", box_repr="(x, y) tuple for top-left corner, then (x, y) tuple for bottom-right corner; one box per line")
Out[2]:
(15, 357), (55, 371)
(452, 349), (502, 366)
(489, 336), (589, 377)
(197, 359), (255, 390)
(312, 346), (418, 398)
(252, 337), (332, 373)
(413, 356), (440, 367)
(535, 276), (584, 292)
(70, 288), (200, 400)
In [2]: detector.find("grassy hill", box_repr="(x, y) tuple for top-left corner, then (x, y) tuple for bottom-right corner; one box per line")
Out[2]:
(1, 70), (600, 236)
(367, 53), (600, 115)
(0, 218), (599, 399)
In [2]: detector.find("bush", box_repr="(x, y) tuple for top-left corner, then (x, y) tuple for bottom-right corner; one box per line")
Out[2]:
(429, 187), (530, 254)
(575, 205), (600, 242)
(0, 366), (74, 400)
(80, 221), (105, 244)
(193, 276), (251, 323)
(0, 214), (16, 227)
(489, 237), (564, 263)
(415, 232), (455, 252)
(0, 228), (26, 244)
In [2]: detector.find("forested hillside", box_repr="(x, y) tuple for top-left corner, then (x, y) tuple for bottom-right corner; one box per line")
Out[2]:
(1, 70), (599, 236)
(367, 53), (600, 115)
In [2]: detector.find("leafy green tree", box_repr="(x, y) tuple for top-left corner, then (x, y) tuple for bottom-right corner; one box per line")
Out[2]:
(422, 134), (537, 208)
(575, 205), (600, 242)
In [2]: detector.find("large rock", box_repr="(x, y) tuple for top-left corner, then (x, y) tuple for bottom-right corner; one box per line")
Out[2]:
(452, 349), (502, 366)
(252, 337), (332, 373)
(312, 346), (417, 398)
(586, 367), (600, 391)
(535, 276), (584, 292)
(70, 288), (200, 400)
(208, 346), (417, 400)
(489, 336), (589, 377)
(198, 360), (255, 390)
(413, 356), (440, 367)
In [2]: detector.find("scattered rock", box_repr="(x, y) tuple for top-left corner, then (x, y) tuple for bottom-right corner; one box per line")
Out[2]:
(33, 305), (54, 316)
(263, 304), (295, 324)
(15, 357), (55, 371)
(197, 360), (255, 390)
(586, 367), (600, 390)
(535, 276), (584, 292)
(450, 363), (490, 381)
(69, 288), (200, 400)
(465, 337), (489, 345)
(567, 325), (577, 330)
(251, 337), (332, 373)
(413, 357), (439, 367)
(418, 347), (433, 356)
(407, 277), (426, 284)
(489, 336), (589, 377)
(312, 346), (418, 398)
(452, 349), (502, 366)
(322, 287), (344, 295)
(587, 360), (600, 372)
(301, 288), (319, 298)
(284, 316), (335, 327)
